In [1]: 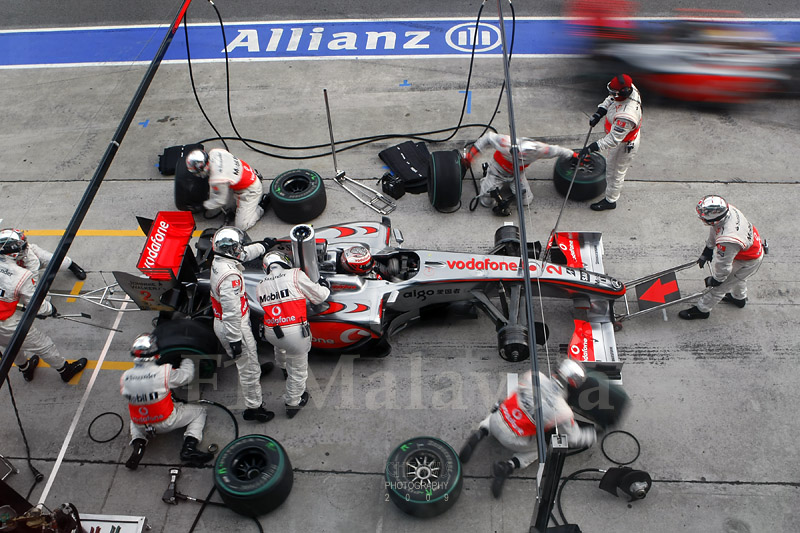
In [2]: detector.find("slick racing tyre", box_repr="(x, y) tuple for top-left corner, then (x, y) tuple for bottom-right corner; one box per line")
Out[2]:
(385, 437), (462, 518)
(553, 153), (606, 201)
(153, 319), (219, 378)
(567, 371), (630, 430)
(428, 150), (462, 213)
(214, 434), (294, 517)
(174, 158), (210, 213)
(270, 169), (327, 224)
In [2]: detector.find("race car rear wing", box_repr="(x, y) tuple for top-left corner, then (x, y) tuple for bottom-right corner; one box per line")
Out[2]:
(114, 211), (200, 312)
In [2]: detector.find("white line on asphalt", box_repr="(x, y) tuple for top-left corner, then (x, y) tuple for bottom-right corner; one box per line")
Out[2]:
(36, 300), (130, 508)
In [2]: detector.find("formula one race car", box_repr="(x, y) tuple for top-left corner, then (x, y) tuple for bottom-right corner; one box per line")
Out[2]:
(108, 212), (627, 380)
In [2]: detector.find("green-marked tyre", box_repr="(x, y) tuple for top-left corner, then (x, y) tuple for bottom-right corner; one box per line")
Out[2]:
(385, 436), (462, 518)
(270, 169), (327, 224)
(428, 151), (462, 213)
(553, 152), (607, 201)
(214, 434), (294, 517)
(152, 319), (219, 378)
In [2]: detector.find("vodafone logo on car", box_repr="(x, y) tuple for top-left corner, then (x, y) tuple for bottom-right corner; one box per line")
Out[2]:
(142, 220), (170, 269)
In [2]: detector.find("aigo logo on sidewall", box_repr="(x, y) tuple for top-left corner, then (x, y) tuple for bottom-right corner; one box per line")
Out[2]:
(444, 22), (502, 53)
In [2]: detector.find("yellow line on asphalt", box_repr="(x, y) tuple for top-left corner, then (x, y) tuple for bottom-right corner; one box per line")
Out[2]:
(66, 281), (84, 303)
(13, 360), (134, 385)
(25, 229), (205, 237)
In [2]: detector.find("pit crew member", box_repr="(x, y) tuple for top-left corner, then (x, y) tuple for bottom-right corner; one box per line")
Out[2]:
(186, 149), (270, 231)
(458, 360), (597, 498)
(0, 252), (87, 383)
(209, 227), (275, 423)
(0, 228), (86, 280)
(463, 132), (576, 209)
(679, 195), (764, 320)
(256, 251), (330, 419)
(121, 333), (214, 470)
(581, 74), (642, 211)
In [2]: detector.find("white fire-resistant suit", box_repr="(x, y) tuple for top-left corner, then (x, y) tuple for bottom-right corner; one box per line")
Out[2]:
(210, 243), (266, 409)
(469, 132), (574, 207)
(0, 255), (66, 370)
(256, 266), (330, 406)
(120, 357), (207, 444)
(14, 243), (78, 282)
(478, 371), (596, 469)
(697, 205), (763, 313)
(202, 148), (265, 231)
(594, 86), (642, 203)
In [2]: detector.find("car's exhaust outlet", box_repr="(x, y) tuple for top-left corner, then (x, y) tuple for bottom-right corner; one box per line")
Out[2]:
(291, 224), (320, 282)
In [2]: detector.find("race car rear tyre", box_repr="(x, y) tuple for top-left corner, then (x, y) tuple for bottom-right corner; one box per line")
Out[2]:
(269, 169), (327, 224)
(553, 153), (606, 201)
(175, 157), (210, 213)
(497, 324), (529, 362)
(385, 437), (462, 518)
(428, 150), (462, 213)
(214, 434), (294, 517)
(153, 319), (219, 377)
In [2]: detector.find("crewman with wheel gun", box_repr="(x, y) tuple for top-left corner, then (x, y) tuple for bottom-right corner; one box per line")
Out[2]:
(121, 333), (214, 470)
(209, 227), (275, 423)
(256, 251), (330, 419)
(458, 360), (597, 498)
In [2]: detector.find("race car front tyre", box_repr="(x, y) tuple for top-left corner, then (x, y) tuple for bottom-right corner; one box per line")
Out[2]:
(214, 434), (294, 517)
(553, 152), (607, 201)
(385, 436), (462, 518)
(428, 151), (462, 213)
(175, 159), (210, 213)
(270, 169), (327, 224)
(153, 319), (220, 377)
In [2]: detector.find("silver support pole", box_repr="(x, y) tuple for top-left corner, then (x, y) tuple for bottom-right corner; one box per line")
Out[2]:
(495, 0), (547, 468)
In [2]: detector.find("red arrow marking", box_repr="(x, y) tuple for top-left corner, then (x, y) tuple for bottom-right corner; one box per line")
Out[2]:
(640, 278), (679, 303)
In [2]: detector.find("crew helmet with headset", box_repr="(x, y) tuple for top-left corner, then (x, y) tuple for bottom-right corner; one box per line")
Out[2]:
(131, 333), (159, 361)
(553, 359), (587, 391)
(696, 195), (730, 225)
(607, 74), (634, 101)
(0, 229), (27, 258)
(212, 227), (245, 259)
(185, 150), (210, 175)
(263, 251), (293, 273)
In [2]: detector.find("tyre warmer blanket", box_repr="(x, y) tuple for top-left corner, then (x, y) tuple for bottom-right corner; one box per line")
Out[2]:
(378, 141), (430, 194)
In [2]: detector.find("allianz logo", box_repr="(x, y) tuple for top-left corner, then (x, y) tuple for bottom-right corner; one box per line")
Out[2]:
(224, 22), (502, 54)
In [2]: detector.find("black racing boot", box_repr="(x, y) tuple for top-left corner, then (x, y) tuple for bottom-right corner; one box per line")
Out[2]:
(722, 293), (747, 308)
(286, 391), (310, 419)
(491, 459), (517, 498)
(281, 368), (288, 380)
(68, 262), (87, 280)
(590, 198), (617, 211)
(243, 404), (275, 423)
(458, 427), (488, 464)
(180, 437), (214, 465)
(19, 355), (40, 382)
(678, 306), (710, 320)
(258, 193), (271, 211)
(58, 358), (88, 382)
(125, 439), (147, 470)
(260, 361), (275, 376)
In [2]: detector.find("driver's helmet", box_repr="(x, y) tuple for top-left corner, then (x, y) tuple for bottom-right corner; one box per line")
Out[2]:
(186, 150), (210, 176)
(262, 251), (293, 273)
(339, 245), (373, 275)
(212, 227), (245, 260)
(0, 229), (27, 259)
(552, 359), (587, 391)
(130, 333), (159, 360)
(607, 74), (634, 101)
(696, 195), (729, 225)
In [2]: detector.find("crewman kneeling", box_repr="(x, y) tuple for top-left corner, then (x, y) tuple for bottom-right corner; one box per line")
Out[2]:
(121, 333), (214, 470)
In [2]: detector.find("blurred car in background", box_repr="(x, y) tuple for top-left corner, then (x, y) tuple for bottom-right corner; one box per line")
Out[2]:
(566, 0), (800, 104)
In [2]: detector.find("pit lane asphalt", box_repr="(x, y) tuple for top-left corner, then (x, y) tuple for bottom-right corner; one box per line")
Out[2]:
(1, 14), (799, 533)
